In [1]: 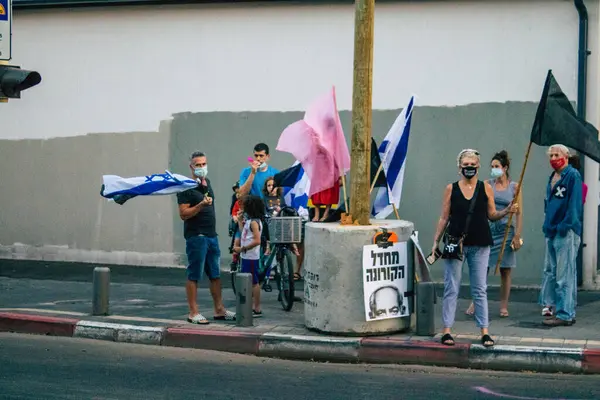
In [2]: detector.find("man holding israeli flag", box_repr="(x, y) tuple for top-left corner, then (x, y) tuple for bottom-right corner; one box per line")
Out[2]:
(372, 95), (415, 219)
(176, 151), (236, 324)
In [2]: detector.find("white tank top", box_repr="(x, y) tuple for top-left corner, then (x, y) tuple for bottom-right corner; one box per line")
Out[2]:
(241, 219), (262, 260)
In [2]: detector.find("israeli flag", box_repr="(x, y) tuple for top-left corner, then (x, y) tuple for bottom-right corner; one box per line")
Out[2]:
(372, 95), (415, 219)
(100, 170), (197, 205)
(279, 161), (311, 220)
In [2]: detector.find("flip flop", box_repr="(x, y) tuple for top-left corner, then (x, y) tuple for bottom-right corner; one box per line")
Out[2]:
(499, 309), (509, 318)
(187, 314), (210, 325)
(441, 333), (455, 346)
(293, 272), (303, 281)
(213, 310), (236, 321)
(481, 334), (495, 348)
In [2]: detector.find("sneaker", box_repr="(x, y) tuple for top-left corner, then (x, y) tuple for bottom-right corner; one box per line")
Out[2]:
(253, 310), (263, 318)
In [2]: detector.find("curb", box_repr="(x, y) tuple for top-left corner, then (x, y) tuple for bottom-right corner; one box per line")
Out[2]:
(1, 312), (599, 374)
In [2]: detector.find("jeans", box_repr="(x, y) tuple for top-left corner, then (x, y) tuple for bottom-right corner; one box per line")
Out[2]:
(538, 230), (581, 321)
(442, 246), (491, 329)
(185, 235), (221, 281)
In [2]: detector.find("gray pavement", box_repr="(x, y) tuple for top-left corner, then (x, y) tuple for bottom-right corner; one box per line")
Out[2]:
(2, 276), (600, 342)
(2, 332), (600, 400)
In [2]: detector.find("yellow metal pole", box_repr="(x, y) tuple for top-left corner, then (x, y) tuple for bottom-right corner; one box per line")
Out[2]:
(348, 0), (375, 226)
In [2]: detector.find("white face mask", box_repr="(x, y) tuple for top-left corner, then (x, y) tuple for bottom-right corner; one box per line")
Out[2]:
(490, 167), (503, 179)
(260, 162), (267, 169)
(194, 166), (207, 178)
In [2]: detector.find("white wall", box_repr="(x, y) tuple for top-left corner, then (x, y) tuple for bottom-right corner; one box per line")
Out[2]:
(0, 0), (581, 139)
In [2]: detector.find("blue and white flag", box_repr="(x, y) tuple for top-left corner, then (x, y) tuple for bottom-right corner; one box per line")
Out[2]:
(277, 161), (311, 220)
(100, 170), (197, 205)
(372, 95), (415, 219)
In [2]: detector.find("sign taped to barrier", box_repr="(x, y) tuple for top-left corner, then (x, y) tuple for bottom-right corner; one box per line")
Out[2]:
(362, 241), (409, 321)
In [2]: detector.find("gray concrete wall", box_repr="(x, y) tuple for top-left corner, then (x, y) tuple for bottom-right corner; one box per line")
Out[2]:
(168, 102), (550, 286)
(0, 102), (555, 285)
(0, 121), (178, 266)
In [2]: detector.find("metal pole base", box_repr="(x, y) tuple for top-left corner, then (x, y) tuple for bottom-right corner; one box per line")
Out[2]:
(235, 273), (253, 327)
(92, 267), (110, 316)
(415, 281), (436, 336)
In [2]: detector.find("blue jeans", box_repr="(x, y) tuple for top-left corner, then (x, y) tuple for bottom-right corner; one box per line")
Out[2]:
(538, 230), (581, 321)
(185, 235), (221, 281)
(442, 246), (491, 329)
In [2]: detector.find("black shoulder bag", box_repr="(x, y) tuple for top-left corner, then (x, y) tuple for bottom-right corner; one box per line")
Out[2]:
(442, 181), (480, 261)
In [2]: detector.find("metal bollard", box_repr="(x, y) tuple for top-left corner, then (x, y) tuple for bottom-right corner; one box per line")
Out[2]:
(235, 273), (253, 327)
(415, 281), (436, 336)
(92, 267), (110, 316)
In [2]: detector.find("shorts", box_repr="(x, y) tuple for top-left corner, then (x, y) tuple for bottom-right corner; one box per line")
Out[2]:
(241, 258), (260, 285)
(185, 235), (221, 281)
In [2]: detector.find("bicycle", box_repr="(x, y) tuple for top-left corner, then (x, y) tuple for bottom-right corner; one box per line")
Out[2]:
(230, 207), (303, 312)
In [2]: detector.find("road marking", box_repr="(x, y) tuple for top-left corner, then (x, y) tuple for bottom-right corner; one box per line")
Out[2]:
(474, 386), (586, 400)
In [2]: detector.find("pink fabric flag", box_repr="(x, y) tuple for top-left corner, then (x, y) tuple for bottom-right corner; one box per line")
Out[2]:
(276, 86), (351, 196)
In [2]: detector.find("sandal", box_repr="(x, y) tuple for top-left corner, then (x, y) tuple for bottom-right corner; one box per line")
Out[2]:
(213, 310), (236, 321)
(499, 309), (509, 318)
(441, 333), (455, 346)
(293, 272), (303, 281)
(187, 314), (210, 325)
(481, 334), (495, 348)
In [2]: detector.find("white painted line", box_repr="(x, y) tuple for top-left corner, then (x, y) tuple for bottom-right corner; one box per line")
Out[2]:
(261, 332), (362, 344)
(259, 332), (361, 361)
(471, 344), (584, 355)
(104, 315), (182, 325)
(75, 320), (163, 332)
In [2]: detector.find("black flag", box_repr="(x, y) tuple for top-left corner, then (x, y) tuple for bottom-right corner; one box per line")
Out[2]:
(371, 138), (387, 188)
(531, 70), (600, 163)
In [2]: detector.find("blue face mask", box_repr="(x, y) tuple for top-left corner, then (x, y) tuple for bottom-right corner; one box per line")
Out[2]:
(491, 167), (503, 179)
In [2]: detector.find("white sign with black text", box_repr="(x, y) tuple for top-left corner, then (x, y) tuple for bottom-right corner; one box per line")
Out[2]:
(362, 242), (409, 321)
(0, 0), (11, 61)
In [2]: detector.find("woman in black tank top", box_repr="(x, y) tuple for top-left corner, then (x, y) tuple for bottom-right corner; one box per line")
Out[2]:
(430, 149), (518, 348)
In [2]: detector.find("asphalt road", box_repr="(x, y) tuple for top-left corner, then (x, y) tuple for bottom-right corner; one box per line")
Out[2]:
(1, 333), (599, 400)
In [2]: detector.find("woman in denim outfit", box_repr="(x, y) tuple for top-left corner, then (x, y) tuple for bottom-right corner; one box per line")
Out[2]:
(431, 149), (518, 347)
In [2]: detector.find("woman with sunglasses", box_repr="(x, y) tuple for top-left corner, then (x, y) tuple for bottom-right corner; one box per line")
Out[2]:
(431, 149), (518, 348)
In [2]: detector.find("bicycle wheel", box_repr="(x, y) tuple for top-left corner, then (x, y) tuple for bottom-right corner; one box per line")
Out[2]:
(277, 248), (295, 311)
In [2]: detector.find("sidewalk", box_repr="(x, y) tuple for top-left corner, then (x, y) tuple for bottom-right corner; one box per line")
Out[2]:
(1, 276), (599, 374)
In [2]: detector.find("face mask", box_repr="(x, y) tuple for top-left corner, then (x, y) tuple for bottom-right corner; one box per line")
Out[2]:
(491, 168), (503, 179)
(550, 158), (566, 171)
(461, 166), (478, 179)
(260, 162), (267, 169)
(194, 166), (207, 178)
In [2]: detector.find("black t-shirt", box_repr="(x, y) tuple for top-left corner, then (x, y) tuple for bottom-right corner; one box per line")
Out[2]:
(177, 179), (217, 239)
(448, 181), (493, 247)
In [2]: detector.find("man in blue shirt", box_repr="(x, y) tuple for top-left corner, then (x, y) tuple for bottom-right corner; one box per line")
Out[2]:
(539, 144), (583, 327)
(239, 143), (279, 198)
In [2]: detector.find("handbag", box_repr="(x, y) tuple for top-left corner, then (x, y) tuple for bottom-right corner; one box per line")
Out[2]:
(442, 181), (480, 261)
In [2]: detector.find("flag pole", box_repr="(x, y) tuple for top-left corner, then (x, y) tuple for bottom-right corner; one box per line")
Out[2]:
(369, 163), (383, 194)
(494, 141), (532, 275)
(392, 204), (400, 219)
(348, 0), (375, 226)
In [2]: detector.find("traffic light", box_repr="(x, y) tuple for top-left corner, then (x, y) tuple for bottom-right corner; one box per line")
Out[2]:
(0, 65), (42, 99)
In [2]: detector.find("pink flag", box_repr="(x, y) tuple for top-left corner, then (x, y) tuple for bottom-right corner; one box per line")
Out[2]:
(276, 86), (351, 196)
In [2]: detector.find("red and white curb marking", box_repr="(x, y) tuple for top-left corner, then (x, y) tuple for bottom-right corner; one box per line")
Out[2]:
(1, 312), (599, 374)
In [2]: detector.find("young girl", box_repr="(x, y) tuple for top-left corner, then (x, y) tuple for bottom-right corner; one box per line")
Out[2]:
(263, 177), (285, 217)
(234, 195), (265, 318)
(311, 177), (341, 222)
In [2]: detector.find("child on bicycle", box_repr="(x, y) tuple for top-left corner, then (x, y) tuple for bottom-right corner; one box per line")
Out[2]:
(233, 195), (265, 318)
